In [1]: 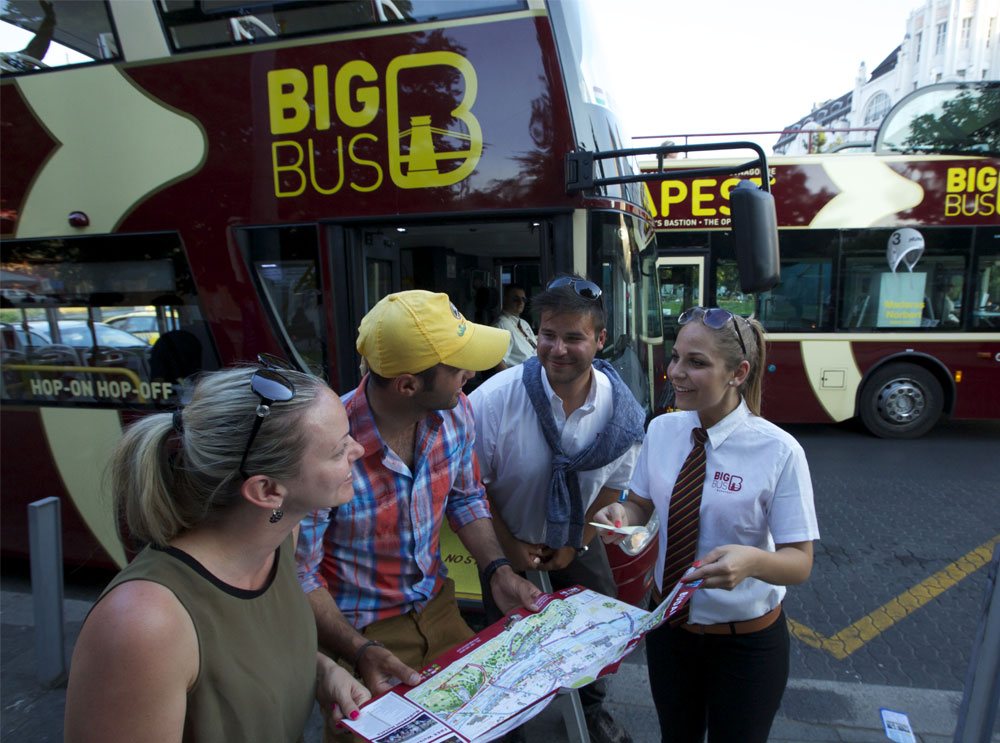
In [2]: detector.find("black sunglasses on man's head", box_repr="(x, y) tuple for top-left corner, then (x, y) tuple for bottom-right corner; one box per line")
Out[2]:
(546, 276), (603, 301)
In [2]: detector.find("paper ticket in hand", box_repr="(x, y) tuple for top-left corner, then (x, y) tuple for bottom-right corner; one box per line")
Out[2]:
(589, 521), (646, 536)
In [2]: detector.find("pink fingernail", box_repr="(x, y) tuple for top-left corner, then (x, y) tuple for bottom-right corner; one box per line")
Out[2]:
(614, 520), (622, 528)
(693, 560), (701, 568)
(350, 710), (360, 720)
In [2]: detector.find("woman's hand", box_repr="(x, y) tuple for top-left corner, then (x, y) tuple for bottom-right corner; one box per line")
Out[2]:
(684, 541), (814, 590)
(316, 654), (371, 728)
(591, 503), (629, 544)
(684, 545), (760, 589)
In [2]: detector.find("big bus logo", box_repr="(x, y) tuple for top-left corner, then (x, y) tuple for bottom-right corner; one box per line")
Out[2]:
(267, 52), (482, 197)
(945, 166), (998, 217)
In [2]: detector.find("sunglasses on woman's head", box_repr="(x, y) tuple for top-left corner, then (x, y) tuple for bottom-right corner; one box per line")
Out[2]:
(238, 354), (296, 480)
(677, 306), (748, 357)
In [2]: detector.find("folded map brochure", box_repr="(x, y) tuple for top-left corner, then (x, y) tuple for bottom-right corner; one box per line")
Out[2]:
(343, 575), (702, 743)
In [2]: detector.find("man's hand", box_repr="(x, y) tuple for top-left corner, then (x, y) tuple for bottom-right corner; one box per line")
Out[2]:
(356, 644), (423, 696)
(503, 537), (548, 572)
(537, 545), (575, 571)
(489, 566), (542, 616)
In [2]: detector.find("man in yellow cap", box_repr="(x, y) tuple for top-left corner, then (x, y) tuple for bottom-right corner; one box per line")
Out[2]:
(296, 290), (542, 738)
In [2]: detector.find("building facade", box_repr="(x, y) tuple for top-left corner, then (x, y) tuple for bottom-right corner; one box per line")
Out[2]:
(775, 0), (999, 154)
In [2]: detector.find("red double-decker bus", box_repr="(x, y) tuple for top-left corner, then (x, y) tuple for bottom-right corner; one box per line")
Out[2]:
(2, 0), (684, 603)
(644, 84), (1000, 438)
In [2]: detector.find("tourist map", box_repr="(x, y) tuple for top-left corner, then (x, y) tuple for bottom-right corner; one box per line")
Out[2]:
(343, 579), (700, 743)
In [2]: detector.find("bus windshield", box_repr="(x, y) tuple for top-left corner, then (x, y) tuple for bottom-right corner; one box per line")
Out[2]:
(875, 81), (1000, 157)
(1, 0), (120, 72)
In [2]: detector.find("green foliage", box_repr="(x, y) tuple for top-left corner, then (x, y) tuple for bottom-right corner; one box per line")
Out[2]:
(904, 88), (1000, 155)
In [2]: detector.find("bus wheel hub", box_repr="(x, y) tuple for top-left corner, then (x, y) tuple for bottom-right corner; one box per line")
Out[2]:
(878, 380), (925, 424)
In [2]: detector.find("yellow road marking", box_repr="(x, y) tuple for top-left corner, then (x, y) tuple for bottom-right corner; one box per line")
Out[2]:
(788, 535), (1000, 660)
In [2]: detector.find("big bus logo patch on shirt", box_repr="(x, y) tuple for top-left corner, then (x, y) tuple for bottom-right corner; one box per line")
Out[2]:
(711, 471), (743, 492)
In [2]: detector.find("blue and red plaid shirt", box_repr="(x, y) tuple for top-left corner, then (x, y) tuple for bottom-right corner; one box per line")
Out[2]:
(296, 375), (491, 629)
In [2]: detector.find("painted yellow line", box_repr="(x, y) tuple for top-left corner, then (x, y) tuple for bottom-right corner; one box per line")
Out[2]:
(788, 535), (1000, 660)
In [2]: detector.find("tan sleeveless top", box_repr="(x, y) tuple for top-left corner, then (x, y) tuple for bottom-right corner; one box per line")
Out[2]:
(96, 534), (316, 743)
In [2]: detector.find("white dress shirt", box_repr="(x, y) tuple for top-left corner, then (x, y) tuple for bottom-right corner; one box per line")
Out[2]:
(470, 363), (641, 544)
(630, 401), (819, 624)
(494, 311), (537, 367)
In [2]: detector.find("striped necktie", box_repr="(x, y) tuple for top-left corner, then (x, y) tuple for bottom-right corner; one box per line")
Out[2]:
(663, 427), (708, 626)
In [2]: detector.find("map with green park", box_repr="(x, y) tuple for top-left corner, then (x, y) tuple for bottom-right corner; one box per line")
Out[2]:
(405, 588), (655, 740)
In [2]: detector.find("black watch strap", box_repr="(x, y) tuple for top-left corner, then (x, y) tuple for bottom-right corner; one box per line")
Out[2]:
(482, 557), (512, 584)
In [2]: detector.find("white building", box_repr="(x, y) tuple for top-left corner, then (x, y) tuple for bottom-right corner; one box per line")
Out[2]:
(774, 0), (1000, 154)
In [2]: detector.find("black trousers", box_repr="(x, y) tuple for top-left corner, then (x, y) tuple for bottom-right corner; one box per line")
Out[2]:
(479, 534), (617, 714)
(644, 607), (789, 743)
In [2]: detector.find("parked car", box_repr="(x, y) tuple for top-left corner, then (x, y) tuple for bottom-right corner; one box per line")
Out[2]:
(27, 320), (148, 348)
(105, 310), (179, 344)
(1, 322), (49, 351)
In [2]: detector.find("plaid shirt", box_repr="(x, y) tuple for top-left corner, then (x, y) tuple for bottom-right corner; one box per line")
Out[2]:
(296, 375), (491, 629)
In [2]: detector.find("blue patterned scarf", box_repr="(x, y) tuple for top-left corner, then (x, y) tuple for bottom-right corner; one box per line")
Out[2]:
(521, 356), (646, 549)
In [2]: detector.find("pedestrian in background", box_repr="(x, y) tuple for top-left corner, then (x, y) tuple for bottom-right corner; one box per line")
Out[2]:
(595, 307), (819, 743)
(65, 361), (369, 743)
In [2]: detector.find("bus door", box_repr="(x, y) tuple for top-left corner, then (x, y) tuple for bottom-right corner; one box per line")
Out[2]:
(653, 254), (705, 412)
(330, 218), (555, 397)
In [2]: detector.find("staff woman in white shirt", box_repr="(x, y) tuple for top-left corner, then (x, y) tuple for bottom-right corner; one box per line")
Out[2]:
(595, 307), (819, 743)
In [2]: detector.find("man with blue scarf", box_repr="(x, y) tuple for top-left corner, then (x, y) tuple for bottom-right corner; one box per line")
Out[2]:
(469, 275), (645, 743)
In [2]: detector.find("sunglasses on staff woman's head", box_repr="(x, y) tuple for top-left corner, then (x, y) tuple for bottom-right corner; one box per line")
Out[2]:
(238, 354), (296, 480)
(546, 276), (603, 301)
(677, 306), (748, 357)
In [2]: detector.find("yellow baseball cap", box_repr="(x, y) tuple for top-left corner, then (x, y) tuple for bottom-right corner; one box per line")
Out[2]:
(357, 290), (511, 377)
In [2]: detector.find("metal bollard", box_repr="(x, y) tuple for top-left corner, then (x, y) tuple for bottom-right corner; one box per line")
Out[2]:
(28, 497), (66, 686)
(953, 542), (1000, 743)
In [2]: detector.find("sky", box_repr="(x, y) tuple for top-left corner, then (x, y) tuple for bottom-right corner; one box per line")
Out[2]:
(588, 0), (922, 155)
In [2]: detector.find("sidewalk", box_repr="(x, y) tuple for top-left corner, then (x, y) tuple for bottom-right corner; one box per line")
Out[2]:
(0, 588), (987, 743)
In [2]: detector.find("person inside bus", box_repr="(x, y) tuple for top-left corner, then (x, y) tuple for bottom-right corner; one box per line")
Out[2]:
(469, 275), (645, 743)
(492, 282), (537, 370)
(942, 275), (963, 326)
(64, 362), (371, 743)
(593, 307), (819, 743)
(295, 290), (543, 742)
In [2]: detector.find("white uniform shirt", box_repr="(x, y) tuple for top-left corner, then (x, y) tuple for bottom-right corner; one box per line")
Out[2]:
(470, 363), (641, 544)
(494, 311), (537, 367)
(630, 401), (819, 624)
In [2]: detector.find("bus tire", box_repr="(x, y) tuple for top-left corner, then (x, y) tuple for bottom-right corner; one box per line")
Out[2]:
(859, 363), (943, 439)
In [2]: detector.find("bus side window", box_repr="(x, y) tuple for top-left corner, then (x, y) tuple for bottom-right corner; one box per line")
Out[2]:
(753, 231), (836, 332)
(0, 234), (219, 408)
(240, 226), (327, 379)
(839, 228), (969, 331)
(972, 227), (1000, 330)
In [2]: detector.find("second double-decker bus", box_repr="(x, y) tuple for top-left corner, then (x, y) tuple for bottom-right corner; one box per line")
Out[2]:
(2, 0), (686, 602)
(645, 82), (1000, 439)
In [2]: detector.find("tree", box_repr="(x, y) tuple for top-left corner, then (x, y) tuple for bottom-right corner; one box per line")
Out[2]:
(903, 87), (1000, 155)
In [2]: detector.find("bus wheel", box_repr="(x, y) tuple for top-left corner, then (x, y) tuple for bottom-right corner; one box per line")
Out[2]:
(859, 363), (943, 439)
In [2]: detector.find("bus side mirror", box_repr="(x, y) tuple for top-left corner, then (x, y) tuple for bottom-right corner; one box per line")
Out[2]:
(730, 180), (780, 294)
